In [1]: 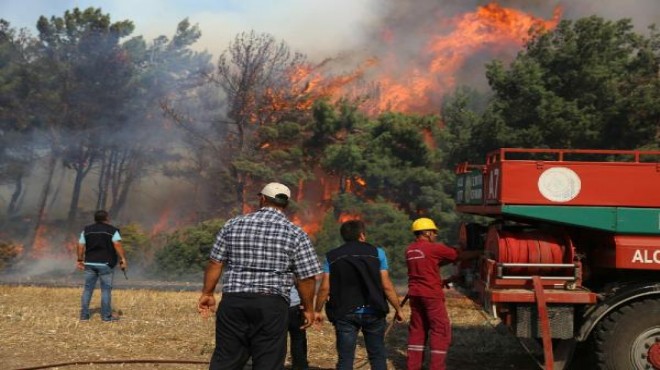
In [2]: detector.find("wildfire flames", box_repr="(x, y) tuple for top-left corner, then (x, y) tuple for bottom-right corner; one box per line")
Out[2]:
(279, 2), (561, 115)
(288, 2), (561, 230)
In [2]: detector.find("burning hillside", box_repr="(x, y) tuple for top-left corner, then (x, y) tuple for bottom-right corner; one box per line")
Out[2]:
(270, 2), (562, 232)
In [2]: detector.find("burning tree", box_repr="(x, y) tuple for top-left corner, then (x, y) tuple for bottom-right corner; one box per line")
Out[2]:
(163, 30), (320, 215)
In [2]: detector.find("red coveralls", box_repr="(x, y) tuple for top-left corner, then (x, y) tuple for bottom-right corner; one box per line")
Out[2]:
(405, 240), (458, 370)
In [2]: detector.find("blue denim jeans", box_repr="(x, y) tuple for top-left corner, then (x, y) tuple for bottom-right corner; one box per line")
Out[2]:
(80, 264), (114, 321)
(334, 313), (387, 370)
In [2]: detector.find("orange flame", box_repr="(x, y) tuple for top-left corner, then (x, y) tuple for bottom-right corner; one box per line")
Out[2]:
(374, 3), (561, 113)
(32, 224), (49, 257)
(270, 3), (561, 116)
(291, 215), (320, 235)
(338, 213), (361, 223)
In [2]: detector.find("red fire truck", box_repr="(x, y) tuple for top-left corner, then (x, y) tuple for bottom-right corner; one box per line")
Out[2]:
(454, 148), (660, 370)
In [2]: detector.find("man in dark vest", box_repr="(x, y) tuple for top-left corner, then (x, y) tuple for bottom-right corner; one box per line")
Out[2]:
(314, 220), (404, 370)
(76, 210), (127, 322)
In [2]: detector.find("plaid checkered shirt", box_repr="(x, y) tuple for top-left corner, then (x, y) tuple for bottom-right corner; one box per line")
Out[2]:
(209, 207), (322, 302)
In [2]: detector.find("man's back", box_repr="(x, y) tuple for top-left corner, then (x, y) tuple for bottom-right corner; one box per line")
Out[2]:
(406, 240), (457, 298)
(82, 222), (119, 266)
(212, 207), (319, 300)
(325, 241), (388, 321)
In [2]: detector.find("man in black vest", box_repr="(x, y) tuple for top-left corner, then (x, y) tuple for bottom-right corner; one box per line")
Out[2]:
(314, 220), (404, 370)
(76, 210), (127, 322)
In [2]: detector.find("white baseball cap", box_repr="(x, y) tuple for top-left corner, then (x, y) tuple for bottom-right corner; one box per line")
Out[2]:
(259, 182), (291, 201)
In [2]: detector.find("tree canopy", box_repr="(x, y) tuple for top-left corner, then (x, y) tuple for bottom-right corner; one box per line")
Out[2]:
(466, 17), (659, 161)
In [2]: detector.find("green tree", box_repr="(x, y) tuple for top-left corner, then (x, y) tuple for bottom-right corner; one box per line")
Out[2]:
(0, 20), (38, 218)
(471, 17), (659, 157)
(439, 87), (490, 167)
(34, 7), (136, 228)
(310, 100), (462, 275)
(104, 18), (212, 217)
(118, 223), (150, 267)
(318, 104), (453, 221)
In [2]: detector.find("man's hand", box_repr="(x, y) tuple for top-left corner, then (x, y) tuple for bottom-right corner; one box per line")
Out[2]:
(313, 311), (326, 326)
(198, 294), (216, 319)
(393, 308), (405, 323)
(300, 309), (315, 330)
(119, 259), (127, 270)
(442, 275), (459, 289)
(76, 261), (84, 271)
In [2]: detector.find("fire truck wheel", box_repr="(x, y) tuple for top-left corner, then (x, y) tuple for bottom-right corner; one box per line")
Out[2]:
(593, 298), (660, 370)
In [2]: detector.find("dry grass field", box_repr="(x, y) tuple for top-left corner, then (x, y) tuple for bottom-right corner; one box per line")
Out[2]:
(0, 284), (539, 370)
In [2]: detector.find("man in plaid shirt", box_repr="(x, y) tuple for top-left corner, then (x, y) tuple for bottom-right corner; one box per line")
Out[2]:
(198, 182), (322, 370)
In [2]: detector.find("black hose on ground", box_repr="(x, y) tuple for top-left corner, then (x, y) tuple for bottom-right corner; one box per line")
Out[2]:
(13, 359), (209, 370)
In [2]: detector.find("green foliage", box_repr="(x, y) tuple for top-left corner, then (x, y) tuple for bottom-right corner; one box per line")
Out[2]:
(467, 16), (660, 159)
(118, 223), (150, 264)
(313, 213), (343, 256)
(153, 219), (224, 278)
(439, 87), (490, 166)
(309, 101), (462, 277)
(318, 106), (452, 219)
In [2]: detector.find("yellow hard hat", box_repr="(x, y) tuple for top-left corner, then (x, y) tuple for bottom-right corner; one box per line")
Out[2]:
(411, 218), (439, 232)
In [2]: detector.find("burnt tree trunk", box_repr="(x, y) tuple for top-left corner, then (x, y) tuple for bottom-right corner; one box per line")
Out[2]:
(66, 147), (96, 230)
(96, 152), (108, 210)
(7, 174), (24, 217)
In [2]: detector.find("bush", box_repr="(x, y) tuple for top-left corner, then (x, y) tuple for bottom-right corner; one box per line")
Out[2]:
(0, 240), (22, 271)
(152, 219), (224, 279)
(118, 223), (150, 262)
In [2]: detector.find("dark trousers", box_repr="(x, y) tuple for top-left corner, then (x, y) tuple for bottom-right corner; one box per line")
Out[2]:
(333, 313), (387, 370)
(287, 306), (309, 370)
(210, 293), (289, 370)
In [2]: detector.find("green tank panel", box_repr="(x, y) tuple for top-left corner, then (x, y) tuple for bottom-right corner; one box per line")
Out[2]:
(501, 205), (660, 235)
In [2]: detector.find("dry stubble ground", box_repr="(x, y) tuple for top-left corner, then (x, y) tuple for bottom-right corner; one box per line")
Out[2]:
(0, 284), (539, 370)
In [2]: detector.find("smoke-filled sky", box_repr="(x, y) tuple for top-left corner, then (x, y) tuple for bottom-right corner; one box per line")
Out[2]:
(1, 0), (658, 61)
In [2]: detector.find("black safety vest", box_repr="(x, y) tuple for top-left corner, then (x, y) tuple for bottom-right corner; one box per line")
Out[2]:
(82, 223), (119, 267)
(325, 241), (389, 322)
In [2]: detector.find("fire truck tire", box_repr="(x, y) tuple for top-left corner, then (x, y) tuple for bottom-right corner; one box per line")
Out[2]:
(592, 298), (660, 370)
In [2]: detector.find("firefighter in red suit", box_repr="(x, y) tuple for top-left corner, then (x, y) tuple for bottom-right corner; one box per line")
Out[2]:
(405, 218), (481, 370)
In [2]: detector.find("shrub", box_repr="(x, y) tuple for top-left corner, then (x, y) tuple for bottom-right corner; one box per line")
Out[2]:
(152, 219), (224, 279)
(0, 240), (22, 271)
